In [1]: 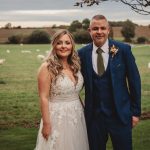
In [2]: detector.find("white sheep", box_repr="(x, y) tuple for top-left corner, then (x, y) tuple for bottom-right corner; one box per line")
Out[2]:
(21, 50), (31, 53)
(148, 62), (150, 69)
(45, 50), (49, 54)
(6, 49), (10, 53)
(36, 49), (40, 52)
(37, 54), (45, 61)
(0, 59), (6, 65)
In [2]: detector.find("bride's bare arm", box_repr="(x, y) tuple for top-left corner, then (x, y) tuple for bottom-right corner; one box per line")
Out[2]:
(37, 62), (52, 140)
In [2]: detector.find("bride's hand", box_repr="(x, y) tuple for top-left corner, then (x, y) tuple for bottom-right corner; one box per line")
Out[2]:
(42, 122), (51, 140)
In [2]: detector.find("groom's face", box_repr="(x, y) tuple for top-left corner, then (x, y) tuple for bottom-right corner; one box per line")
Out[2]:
(88, 19), (110, 47)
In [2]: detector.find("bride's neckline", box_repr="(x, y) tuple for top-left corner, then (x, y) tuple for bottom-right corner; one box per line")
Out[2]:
(61, 72), (77, 86)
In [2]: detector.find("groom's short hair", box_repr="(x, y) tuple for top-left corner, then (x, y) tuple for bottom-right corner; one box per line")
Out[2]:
(92, 14), (107, 20)
(90, 14), (109, 27)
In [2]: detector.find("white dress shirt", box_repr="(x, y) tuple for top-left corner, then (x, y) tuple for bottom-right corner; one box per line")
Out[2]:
(92, 39), (109, 73)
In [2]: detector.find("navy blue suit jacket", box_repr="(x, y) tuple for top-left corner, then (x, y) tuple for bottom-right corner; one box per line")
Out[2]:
(78, 39), (141, 127)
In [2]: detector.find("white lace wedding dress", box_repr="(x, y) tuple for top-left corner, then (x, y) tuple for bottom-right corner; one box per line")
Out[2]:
(34, 71), (89, 150)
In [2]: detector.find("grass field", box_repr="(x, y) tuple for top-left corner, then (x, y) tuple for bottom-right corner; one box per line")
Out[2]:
(0, 44), (150, 150)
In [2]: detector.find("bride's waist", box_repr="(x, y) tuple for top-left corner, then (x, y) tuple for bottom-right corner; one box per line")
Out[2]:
(49, 94), (79, 103)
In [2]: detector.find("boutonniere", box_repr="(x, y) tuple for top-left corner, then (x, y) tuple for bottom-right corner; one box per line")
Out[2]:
(110, 44), (119, 58)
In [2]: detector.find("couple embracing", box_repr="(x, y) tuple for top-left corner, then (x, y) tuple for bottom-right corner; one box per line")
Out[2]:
(35, 14), (141, 150)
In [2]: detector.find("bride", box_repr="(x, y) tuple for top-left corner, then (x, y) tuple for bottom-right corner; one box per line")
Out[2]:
(34, 29), (89, 150)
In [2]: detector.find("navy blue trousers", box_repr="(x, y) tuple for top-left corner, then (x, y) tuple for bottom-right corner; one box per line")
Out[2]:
(88, 114), (132, 150)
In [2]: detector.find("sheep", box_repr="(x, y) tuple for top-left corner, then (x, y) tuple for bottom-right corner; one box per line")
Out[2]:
(0, 59), (6, 65)
(36, 49), (40, 52)
(45, 50), (49, 54)
(6, 49), (10, 53)
(21, 50), (31, 53)
(37, 54), (45, 61)
(148, 62), (150, 69)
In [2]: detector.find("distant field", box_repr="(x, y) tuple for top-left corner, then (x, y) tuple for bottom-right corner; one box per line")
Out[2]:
(0, 28), (55, 43)
(0, 44), (150, 150)
(0, 26), (150, 43)
(113, 26), (150, 40)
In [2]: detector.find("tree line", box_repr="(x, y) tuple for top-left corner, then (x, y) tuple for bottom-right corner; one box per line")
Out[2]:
(7, 19), (149, 44)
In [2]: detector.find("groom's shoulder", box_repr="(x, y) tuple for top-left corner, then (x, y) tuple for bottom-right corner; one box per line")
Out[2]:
(78, 43), (92, 53)
(110, 39), (131, 49)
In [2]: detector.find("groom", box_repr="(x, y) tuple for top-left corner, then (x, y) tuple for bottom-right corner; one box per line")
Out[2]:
(78, 15), (141, 150)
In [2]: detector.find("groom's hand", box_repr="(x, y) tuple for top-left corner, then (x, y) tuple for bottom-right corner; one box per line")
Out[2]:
(132, 116), (140, 128)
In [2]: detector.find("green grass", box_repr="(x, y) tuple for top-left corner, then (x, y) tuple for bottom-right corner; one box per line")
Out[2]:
(132, 45), (150, 112)
(0, 127), (37, 150)
(0, 44), (150, 150)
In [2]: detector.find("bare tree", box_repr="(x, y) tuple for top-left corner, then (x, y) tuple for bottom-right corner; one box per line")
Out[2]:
(74, 0), (150, 15)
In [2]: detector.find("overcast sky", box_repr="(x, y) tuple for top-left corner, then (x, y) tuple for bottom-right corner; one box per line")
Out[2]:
(0, 0), (149, 27)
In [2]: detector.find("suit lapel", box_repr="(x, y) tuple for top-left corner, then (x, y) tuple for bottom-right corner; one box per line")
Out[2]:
(109, 39), (121, 90)
(109, 39), (119, 69)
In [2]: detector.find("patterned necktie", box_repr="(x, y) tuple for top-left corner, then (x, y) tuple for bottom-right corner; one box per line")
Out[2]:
(96, 48), (105, 76)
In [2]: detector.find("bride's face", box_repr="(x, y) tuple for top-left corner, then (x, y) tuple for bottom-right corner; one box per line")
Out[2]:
(55, 34), (73, 59)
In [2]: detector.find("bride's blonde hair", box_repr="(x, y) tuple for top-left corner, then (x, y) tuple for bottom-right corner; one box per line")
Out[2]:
(46, 29), (80, 83)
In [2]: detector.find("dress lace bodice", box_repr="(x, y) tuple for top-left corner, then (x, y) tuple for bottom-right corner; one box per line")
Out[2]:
(50, 71), (83, 102)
